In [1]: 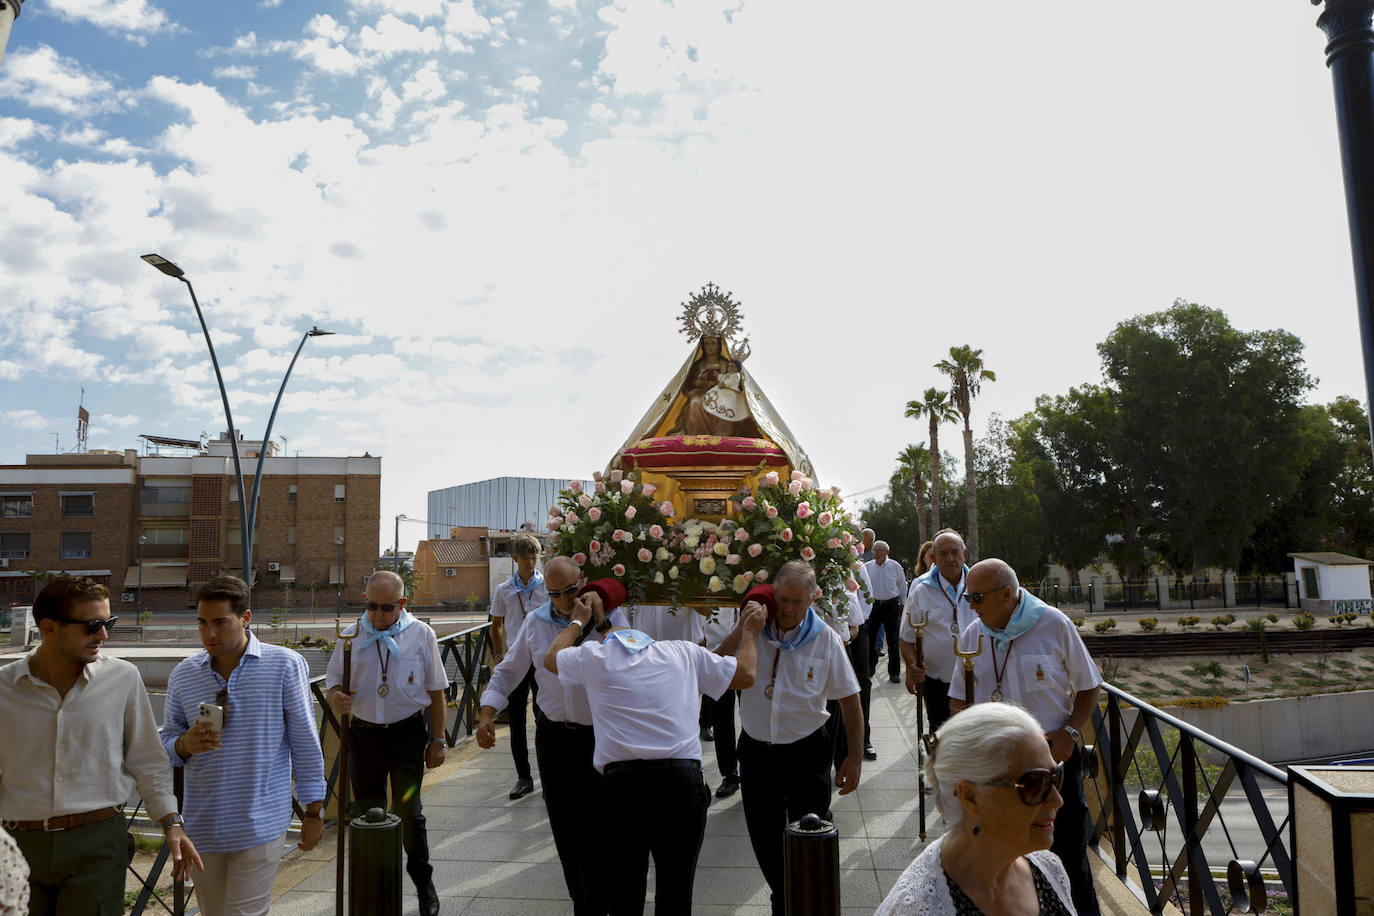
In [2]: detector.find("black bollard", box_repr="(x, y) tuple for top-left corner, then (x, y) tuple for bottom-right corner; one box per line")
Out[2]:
(784, 812), (839, 915)
(348, 807), (403, 916)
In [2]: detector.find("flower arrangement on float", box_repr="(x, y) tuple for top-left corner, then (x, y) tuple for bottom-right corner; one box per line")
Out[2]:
(548, 467), (868, 609)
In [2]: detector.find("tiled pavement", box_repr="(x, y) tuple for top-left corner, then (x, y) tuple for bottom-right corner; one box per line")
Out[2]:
(269, 670), (945, 915)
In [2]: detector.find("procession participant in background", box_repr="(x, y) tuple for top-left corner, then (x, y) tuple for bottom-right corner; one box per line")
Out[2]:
(900, 529), (975, 732)
(859, 528), (876, 563)
(162, 576), (326, 916)
(865, 540), (908, 684)
(721, 561), (864, 916)
(949, 558), (1103, 916)
(822, 561), (874, 774)
(701, 605), (743, 798)
(0, 575), (201, 915)
(632, 603), (715, 740)
(544, 587), (762, 916)
(488, 533), (547, 800)
(913, 539), (936, 578)
(477, 557), (629, 916)
(325, 570), (447, 916)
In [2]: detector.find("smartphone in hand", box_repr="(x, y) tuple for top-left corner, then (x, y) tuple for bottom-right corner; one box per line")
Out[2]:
(197, 702), (224, 733)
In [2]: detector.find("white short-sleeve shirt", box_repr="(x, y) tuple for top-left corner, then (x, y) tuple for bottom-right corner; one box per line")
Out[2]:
(325, 617), (448, 724)
(701, 606), (739, 652)
(632, 605), (706, 643)
(947, 602), (1102, 731)
(556, 637), (737, 771)
(738, 620), (861, 745)
(899, 566), (976, 684)
(490, 575), (547, 643)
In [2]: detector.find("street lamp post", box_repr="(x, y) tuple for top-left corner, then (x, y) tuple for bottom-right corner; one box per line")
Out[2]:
(0, 0), (24, 71)
(141, 254), (332, 601)
(137, 535), (146, 616)
(336, 535), (344, 615)
(394, 514), (407, 572)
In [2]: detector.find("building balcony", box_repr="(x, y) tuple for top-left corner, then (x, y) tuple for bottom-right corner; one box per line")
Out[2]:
(139, 503), (192, 518)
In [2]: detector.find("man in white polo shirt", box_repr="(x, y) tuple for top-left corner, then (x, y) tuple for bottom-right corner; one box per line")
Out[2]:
(899, 528), (975, 732)
(864, 540), (907, 685)
(544, 591), (763, 916)
(477, 557), (629, 916)
(724, 560), (864, 916)
(488, 534), (547, 800)
(949, 558), (1103, 916)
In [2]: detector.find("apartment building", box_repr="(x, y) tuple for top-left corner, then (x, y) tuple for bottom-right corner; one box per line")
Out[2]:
(0, 432), (380, 612)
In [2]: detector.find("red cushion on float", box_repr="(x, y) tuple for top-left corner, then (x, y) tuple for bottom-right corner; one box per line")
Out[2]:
(621, 436), (788, 470)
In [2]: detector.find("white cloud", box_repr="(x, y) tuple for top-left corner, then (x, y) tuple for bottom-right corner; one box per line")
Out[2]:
(44, 0), (174, 37)
(1, 410), (51, 431)
(402, 61), (446, 103)
(0, 46), (130, 117)
(213, 65), (258, 80)
(358, 14), (443, 57)
(258, 0), (283, 7)
(0, 118), (53, 148)
(549, 0), (577, 9)
(512, 74), (542, 95)
(349, 0), (445, 21)
(443, 1), (497, 42)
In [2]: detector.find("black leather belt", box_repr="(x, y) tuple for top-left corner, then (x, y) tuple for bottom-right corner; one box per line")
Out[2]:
(602, 758), (700, 776)
(535, 709), (591, 730)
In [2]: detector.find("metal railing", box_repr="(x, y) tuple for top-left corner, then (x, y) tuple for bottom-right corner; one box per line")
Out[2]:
(1089, 684), (1293, 914)
(127, 621), (492, 914)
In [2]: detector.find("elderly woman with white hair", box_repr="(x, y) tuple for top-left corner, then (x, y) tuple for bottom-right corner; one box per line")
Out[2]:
(876, 703), (1075, 915)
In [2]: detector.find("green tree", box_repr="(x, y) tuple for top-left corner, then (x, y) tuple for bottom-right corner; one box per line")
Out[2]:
(965, 415), (1047, 580)
(1098, 300), (1314, 575)
(936, 346), (997, 562)
(894, 443), (931, 546)
(1324, 396), (1374, 557)
(904, 388), (958, 534)
(858, 471), (926, 572)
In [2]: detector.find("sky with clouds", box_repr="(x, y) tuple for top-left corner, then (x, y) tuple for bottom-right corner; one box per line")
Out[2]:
(0, 1), (1367, 554)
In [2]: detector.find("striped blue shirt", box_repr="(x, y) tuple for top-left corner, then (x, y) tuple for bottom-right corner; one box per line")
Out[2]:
(160, 632), (326, 854)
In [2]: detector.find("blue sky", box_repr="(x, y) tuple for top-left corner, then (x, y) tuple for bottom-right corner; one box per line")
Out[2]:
(0, 1), (1366, 553)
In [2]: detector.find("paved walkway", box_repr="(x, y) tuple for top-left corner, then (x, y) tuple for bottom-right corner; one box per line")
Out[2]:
(269, 670), (941, 915)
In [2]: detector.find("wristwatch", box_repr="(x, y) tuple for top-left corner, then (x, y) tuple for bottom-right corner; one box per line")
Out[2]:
(161, 814), (185, 832)
(1062, 724), (1082, 746)
(303, 809), (323, 820)
(429, 738), (447, 749)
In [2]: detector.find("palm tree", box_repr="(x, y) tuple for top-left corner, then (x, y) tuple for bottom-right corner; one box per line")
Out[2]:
(936, 345), (997, 562)
(904, 388), (959, 533)
(895, 444), (931, 545)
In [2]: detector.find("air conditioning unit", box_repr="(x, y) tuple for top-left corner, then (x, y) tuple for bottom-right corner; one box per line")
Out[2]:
(444, 568), (457, 577)
(267, 562), (281, 572)
(121, 593), (135, 603)
(0, 558), (7, 568)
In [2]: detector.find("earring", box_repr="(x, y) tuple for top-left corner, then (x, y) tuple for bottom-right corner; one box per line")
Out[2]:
(971, 824), (981, 837)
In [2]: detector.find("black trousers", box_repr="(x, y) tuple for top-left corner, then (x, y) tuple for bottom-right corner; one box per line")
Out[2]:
(707, 688), (739, 778)
(348, 710), (432, 891)
(534, 712), (607, 916)
(867, 598), (902, 679)
(508, 666), (538, 781)
(923, 676), (952, 733)
(1051, 747), (1101, 916)
(848, 627), (872, 745)
(739, 727), (833, 916)
(600, 762), (711, 916)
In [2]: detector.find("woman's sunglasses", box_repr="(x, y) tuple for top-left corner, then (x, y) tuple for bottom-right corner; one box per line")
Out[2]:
(982, 761), (1065, 806)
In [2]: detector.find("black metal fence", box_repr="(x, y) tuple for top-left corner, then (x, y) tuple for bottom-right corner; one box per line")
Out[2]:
(127, 621), (492, 915)
(1088, 684), (1292, 914)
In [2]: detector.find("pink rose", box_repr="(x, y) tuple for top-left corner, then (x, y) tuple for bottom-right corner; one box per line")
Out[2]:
(846, 577), (860, 592)
(612, 529), (625, 542)
(818, 512), (833, 527)
(795, 501), (812, 519)
(565, 512), (579, 526)
(593, 471), (603, 481)
(660, 501), (675, 518)
(801, 546), (816, 561)
(610, 469), (623, 483)
(848, 545), (859, 557)
(813, 586), (823, 600)
(642, 483), (656, 498)
(588, 507), (602, 522)
(742, 496), (757, 511)
(706, 534), (718, 546)
(826, 538), (842, 549)
(780, 528), (794, 542)
(763, 471), (779, 487)
(546, 520), (560, 531)
(649, 524), (664, 538)
(625, 505), (637, 520)
(801, 476), (812, 489)
(570, 480), (583, 494)
(680, 554), (692, 564)
(733, 528), (748, 542)
(726, 553), (740, 566)
(842, 531), (854, 544)
(638, 548), (653, 563)
(766, 506), (779, 519)
(788, 480), (803, 495)
(791, 470), (804, 482)
(589, 539), (601, 552)
(549, 506), (563, 517)
(573, 552), (587, 566)
(756, 569), (770, 582)
(549, 532), (560, 545)
(595, 481), (606, 494)
(579, 494), (593, 508)
(620, 479), (634, 495)
(743, 570), (755, 582)
(613, 564), (626, 577)
(747, 542), (763, 558)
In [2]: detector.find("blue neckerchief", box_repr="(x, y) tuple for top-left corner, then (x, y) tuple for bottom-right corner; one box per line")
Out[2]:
(357, 610), (418, 656)
(980, 589), (1049, 652)
(511, 569), (544, 598)
(532, 601), (572, 626)
(607, 629), (654, 653)
(926, 564), (969, 600)
(765, 607), (825, 651)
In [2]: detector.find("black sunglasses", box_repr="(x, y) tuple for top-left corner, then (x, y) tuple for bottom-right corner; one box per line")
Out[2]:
(216, 687), (230, 728)
(54, 615), (118, 635)
(966, 587), (1007, 605)
(547, 583), (580, 599)
(983, 761), (1065, 806)
(365, 602), (399, 613)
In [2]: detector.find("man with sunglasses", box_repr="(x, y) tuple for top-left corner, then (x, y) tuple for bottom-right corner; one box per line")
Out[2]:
(948, 558), (1103, 916)
(161, 576), (326, 916)
(899, 528), (976, 732)
(326, 570), (447, 916)
(0, 575), (202, 914)
(476, 556), (630, 916)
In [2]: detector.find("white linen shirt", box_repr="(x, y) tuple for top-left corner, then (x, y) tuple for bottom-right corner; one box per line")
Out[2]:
(480, 605), (630, 724)
(325, 617), (447, 724)
(864, 558), (907, 602)
(899, 567), (976, 684)
(738, 619), (861, 745)
(701, 606), (739, 652)
(490, 575), (546, 644)
(556, 637), (737, 771)
(947, 602), (1102, 731)
(852, 564), (872, 627)
(0, 652), (177, 822)
(631, 605), (706, 643)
